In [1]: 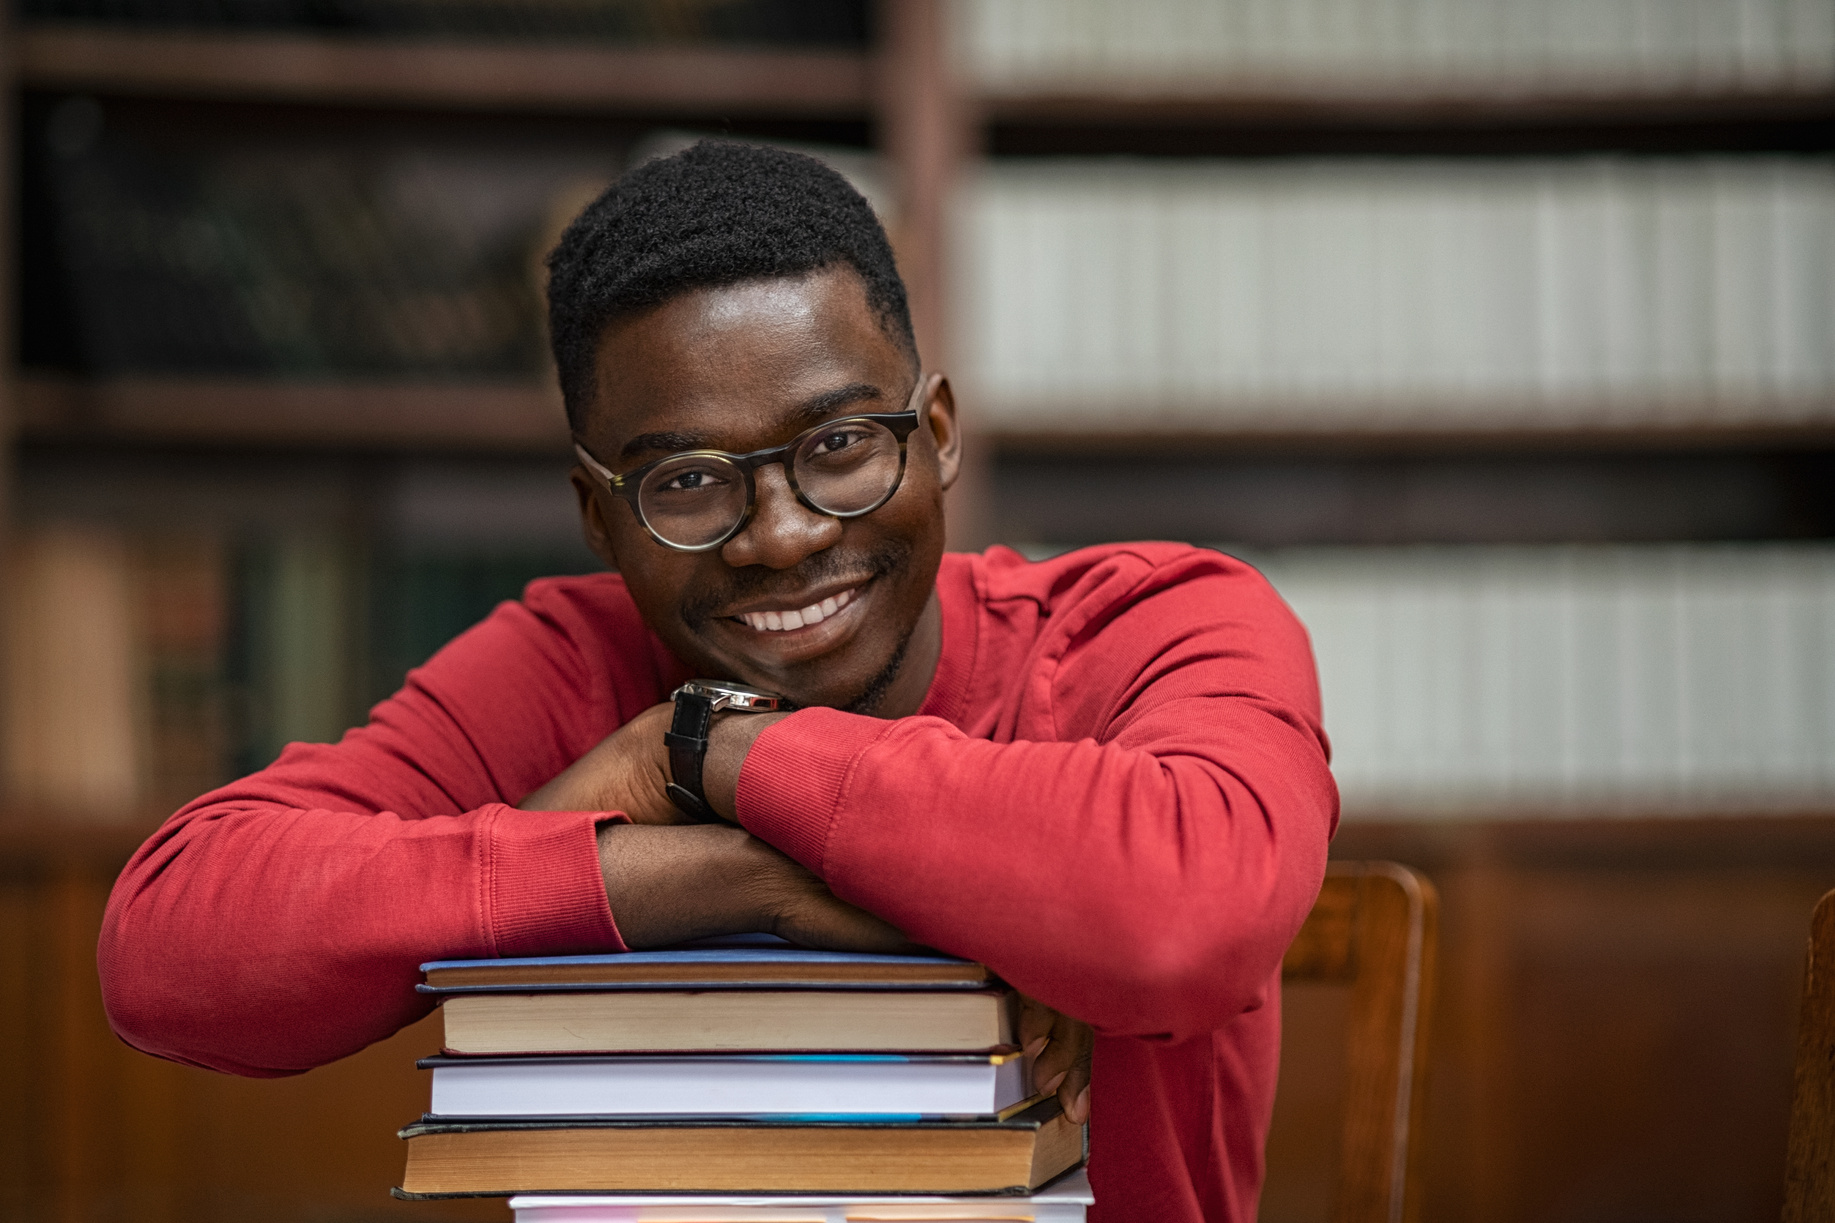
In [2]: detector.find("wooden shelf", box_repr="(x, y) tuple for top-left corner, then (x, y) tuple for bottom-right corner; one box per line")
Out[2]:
(17, 24), (872, 117)
(22, 376), (1835, 456)
(0, 811), (161, 863)
(986, 417), (1835, 456)
(17, 374), (571, 453)
(23, 24), (1827, 133)
(978, 86), (1835, 131)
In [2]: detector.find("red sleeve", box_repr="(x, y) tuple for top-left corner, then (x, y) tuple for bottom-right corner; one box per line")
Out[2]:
(97, 579), (656, 1077)
(735, 549), (1337, 1044)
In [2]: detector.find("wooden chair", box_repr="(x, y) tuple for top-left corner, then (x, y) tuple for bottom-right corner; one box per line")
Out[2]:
(1279, 861), (1440, 1223)
(1783, 888), (1835, 1221)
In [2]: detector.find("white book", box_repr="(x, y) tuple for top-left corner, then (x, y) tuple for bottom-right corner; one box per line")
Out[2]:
(1649, 164), (1716, 400)
(509, 1166), (1094, 1223)
(1768, 161), (1835, 406)
(1486, 165), (1544, 406)
(1786, 0), (1835, 86)
(425, 1053), (1033, 1120)
(1596, 162), (1654, 415)
(1708, 163), (1775, 415)
(1533, 164), (1607, 409)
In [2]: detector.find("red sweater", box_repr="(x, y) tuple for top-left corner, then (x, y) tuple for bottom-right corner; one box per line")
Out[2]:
(99, 543), (1336, 1223)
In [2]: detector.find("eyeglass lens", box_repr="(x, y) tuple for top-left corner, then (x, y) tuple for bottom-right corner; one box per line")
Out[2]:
(636, 418), (905, 549)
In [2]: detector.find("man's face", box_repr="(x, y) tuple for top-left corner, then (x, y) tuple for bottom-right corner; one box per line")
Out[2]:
(570, 266), (960, 712)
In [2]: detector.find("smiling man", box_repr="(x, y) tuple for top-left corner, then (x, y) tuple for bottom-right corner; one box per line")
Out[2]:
(98, 141), (1338, 1223)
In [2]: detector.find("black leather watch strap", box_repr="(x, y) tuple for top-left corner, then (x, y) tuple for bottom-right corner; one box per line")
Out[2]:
(664, 691), (721, 823)
(664, 680), (784, 823)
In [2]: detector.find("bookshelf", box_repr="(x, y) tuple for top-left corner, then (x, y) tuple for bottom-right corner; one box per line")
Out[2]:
(953, 96), (1835, 551)
(18, 373), (569, 451)
(18, 24), (874, 117)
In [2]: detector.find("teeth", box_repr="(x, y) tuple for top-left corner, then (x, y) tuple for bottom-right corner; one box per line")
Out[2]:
(738, 586), (858, 632)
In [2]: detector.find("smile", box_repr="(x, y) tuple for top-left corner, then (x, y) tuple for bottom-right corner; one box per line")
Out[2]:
(731, 585), (861, 633)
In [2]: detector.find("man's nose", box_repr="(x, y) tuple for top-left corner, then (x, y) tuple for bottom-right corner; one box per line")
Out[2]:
(719, 463), (842, 570)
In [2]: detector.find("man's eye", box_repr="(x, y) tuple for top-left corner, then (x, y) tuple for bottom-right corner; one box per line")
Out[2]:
(659, 468), (727, 492)
(811, 429), (865, 455)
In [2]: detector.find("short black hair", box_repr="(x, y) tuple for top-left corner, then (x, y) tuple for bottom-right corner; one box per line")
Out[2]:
(545, 138), (917, 432)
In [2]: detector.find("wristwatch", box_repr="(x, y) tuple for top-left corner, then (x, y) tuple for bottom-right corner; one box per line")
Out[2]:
(665, 680), (785, 822)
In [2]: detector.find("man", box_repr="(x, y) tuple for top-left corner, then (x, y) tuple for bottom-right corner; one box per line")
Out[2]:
(99, 140), (1337, 1223)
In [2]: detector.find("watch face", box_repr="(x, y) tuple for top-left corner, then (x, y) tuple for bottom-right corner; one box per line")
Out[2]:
(675, 680), (784, 711)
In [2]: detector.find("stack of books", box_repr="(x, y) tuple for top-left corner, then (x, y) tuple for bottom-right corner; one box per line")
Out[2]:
(395, 935), (1087, 1214)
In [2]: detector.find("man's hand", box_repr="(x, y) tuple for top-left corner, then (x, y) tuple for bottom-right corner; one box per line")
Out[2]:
(519, 702), (684, 823)
(1019, 994), (1094, 1124)
(595, 822), (915, 952)
(520, 701), (788, 826)
(522, 705), (910, 952)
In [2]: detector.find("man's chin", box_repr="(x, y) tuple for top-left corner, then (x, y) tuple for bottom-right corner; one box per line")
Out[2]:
(748, 640), (910, 715)
(839, 633), (911, 715)
(703, 622), (911, 715)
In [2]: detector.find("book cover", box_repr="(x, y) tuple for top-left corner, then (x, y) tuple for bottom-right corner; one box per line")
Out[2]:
(421, 935), (995, 993)
(438, 986), (1019, 1055)
(420, 1052), (1033, 1119)
(396, 1098), (1083, 1198)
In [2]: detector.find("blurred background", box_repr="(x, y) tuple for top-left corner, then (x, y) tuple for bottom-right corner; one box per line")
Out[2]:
(0, 1), (1832, 1220)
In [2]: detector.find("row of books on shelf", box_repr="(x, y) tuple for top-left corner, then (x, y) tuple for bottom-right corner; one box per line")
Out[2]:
(0, 520), (588, 820)
(33, 129), (1835, 433)
(6, 522), (1832, 821)
(402, 936), (1089, 1220)
(21, 0), (868, 44)
(960, 0), (1835, 92)
(960, 156), (1835, 431)
(31, 98), (605, 377)
(1258, 541), (1835, 815)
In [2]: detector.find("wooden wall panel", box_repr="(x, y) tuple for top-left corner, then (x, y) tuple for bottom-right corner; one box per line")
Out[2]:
(5, 816), (1835, 1223)
(1323, 817), (1835, 1223)
(0, 823), (502, 1223)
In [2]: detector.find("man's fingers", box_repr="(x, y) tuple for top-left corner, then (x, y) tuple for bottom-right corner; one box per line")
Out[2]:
(1021, 1001), (1093, 1125)
(1052, 1010), (1094, 1123)
(1016, 994), (1057, 1059)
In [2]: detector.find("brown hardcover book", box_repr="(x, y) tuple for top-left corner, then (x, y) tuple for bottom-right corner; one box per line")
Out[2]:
(441, 989), (1019, 1055)
(395, 1100), (1082, 1197)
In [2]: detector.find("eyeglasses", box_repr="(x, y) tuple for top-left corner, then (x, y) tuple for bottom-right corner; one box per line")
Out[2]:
(573, 375), (927, 553)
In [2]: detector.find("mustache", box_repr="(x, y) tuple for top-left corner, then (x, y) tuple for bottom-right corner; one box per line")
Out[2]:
(678, 539), (913, 632)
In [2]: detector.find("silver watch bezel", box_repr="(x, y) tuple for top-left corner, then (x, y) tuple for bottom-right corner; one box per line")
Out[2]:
(671, 679), (784, 713)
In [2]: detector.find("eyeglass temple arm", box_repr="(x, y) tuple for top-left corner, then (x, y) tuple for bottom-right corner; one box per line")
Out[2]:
(573, 442), (623, 490)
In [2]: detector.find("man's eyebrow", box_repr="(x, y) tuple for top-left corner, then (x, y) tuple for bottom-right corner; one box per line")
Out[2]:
(787, 382), (886, 424)
(619, 429), (710, 462)
(617, 383), (888, 463)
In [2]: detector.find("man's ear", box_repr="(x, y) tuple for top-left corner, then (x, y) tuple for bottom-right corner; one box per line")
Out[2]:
(570, 467), (622, 572)
(924, 373), (962, 492)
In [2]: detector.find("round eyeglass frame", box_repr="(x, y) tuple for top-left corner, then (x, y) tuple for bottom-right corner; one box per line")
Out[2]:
(572, 374), (928, 554)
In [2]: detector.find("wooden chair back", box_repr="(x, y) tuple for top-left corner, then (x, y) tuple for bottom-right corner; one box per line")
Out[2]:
(1783, 887), (1835, 1221)
(1279, 861), (1440, 1223)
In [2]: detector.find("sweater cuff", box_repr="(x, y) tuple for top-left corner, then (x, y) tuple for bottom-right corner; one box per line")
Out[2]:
(483, 805), (627, 956)
(736, 707), (895, 873)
